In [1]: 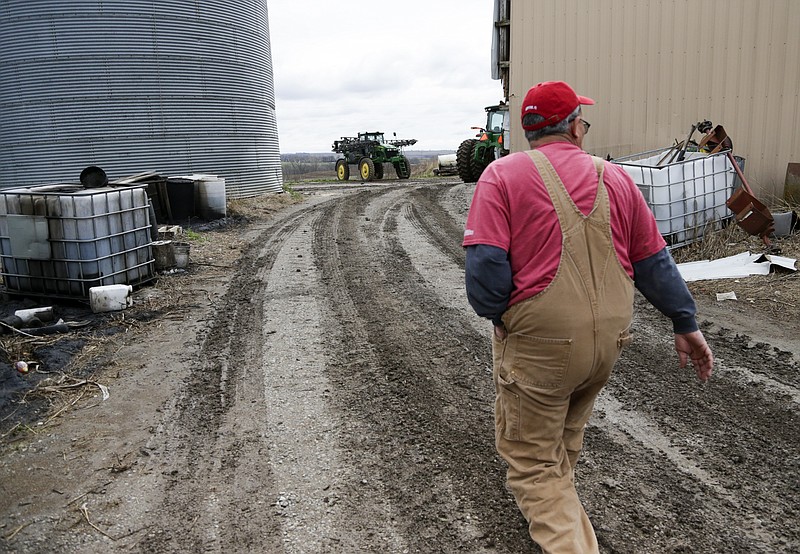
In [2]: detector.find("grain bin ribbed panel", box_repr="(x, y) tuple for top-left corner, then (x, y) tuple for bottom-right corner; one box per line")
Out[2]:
(0, 0), (283, 198)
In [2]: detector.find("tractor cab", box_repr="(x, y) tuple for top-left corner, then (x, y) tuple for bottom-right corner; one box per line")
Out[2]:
(486, 106), (506, 134)
(480, 103), (510, 149)
(358, 132), (385, 144)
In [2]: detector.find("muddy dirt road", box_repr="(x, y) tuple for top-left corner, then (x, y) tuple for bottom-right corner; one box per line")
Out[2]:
(1, 178), (799, 553)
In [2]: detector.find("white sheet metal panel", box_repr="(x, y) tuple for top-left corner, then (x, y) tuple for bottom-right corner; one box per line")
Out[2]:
(507, 0), (800, 198)
(0, 0), (283, 198)
(676, 252), (797, 282)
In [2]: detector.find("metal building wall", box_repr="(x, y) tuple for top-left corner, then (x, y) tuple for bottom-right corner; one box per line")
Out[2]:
(506, 0), (800, 199)
(0, 0), (283, 198)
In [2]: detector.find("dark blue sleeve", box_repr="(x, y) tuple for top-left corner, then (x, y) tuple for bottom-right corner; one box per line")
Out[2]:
(633, 247), (698, 334)
(465, 244), (512, 326)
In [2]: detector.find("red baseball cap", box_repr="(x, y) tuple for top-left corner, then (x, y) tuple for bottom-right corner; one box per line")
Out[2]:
(520, 81), (595, 131)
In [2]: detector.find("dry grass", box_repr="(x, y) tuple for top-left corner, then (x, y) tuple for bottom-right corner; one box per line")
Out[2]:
(671, 209), (800, 320)
(227, 190), (305, 220)
(671, 219), (800, 263)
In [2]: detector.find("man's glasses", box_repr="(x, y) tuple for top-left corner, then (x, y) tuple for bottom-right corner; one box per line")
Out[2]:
(581, 119), (591, 133)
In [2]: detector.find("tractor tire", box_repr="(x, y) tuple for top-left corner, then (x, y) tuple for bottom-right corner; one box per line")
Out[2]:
(472, 144), (491, 180)
(359, 157), (375, 181)
(457, 139), (479, 183)
(336, 159), (350, 181)
(375, 163), (384, 180)
(394, 156), (411, 179)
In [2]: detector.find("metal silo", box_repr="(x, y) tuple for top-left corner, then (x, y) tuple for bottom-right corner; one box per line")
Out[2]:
(0, 0), (283, 198)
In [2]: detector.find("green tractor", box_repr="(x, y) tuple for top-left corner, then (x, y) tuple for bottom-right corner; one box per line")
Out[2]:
(456, 102), (510, 183)
(332, 131), (418, 181)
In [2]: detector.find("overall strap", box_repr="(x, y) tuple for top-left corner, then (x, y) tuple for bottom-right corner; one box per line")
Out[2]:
(526, 149), (609, 229)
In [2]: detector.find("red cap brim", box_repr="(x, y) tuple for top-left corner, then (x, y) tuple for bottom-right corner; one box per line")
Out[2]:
(578, 95), (595, 106)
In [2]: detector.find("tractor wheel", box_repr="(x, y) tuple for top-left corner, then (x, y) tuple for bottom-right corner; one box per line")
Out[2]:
(375, 163), (384, 180)
(359, 157), (375, 181)
(394, 156), (411, 179)
(471, 144), (492, 180)
(457, 139), (479, 183)
(335, 159), (349, 181)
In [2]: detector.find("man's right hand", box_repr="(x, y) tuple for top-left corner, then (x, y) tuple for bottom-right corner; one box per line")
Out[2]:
(674, 330), (713, 381)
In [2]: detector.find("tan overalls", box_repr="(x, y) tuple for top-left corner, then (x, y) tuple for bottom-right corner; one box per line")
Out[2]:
(493, 150), (634, 553)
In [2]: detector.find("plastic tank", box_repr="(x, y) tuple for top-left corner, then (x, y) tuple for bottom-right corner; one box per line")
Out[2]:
(0, 185), (155, 299)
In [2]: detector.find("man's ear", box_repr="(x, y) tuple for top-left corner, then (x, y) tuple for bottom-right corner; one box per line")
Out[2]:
(569, 118), (581, 139)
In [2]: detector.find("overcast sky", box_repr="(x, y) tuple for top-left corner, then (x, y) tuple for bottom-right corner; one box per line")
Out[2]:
(267, 0), (503, 154)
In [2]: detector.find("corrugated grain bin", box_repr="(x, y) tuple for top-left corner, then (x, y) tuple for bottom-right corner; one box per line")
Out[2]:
(0, 185), (155, 299)
(0, 1), (283, 197)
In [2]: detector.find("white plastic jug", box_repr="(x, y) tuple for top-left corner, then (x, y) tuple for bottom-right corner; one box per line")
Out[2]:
(89, 284), (133, 313)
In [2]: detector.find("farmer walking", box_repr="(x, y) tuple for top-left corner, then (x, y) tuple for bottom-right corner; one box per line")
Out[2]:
(463, 80), (714, 553)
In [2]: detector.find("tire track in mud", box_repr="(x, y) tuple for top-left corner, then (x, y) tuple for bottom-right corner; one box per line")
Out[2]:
(257, 209), (364, 552)
(585, 299), (800, 553)
(411, 182), (800, 552)
(404, 187), (467, 267)
(138, 205), (327, 552)
(312, 185), (532, 552)
(137, 180), (799, 553)
(398, 199), (484, 336)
